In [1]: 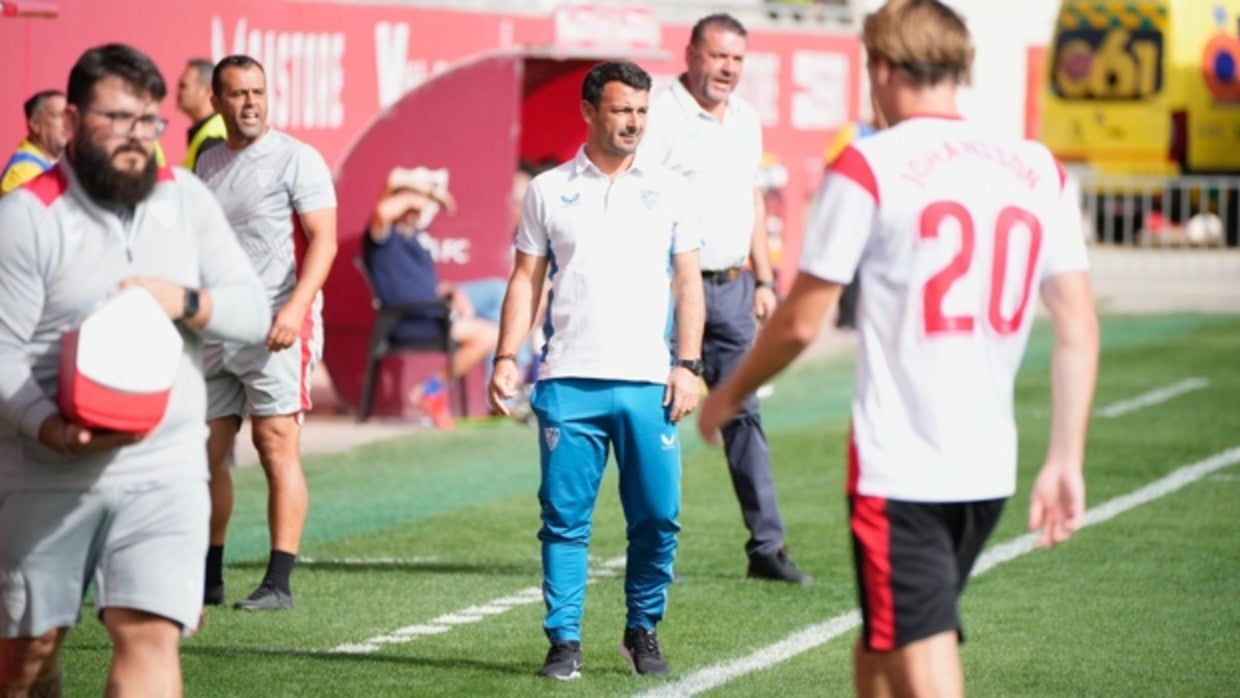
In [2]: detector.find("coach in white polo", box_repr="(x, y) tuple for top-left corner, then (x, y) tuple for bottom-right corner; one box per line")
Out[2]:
(641, 12), (809, 584)
(488, 61), (704, 679)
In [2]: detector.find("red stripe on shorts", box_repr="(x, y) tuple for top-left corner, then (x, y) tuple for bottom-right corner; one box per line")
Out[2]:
(852, 495), (896, 650)
(298, 304), (316, 413)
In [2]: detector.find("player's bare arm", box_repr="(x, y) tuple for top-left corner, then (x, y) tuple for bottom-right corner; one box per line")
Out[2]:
(1029, 270), (1099, 548)
(665, 249), (704, 423)
(269, 206), (337, 351)
(749, 186), (778, 322)
(698, 272), (840, 444)
(488, 250), (547, 414)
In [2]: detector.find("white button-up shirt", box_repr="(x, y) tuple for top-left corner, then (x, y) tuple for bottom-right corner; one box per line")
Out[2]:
(641, 77), (762, 272)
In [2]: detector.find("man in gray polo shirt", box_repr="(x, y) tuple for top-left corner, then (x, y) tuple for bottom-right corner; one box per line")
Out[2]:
(0, 43), (269, 696)
(195, 54), (338, 612)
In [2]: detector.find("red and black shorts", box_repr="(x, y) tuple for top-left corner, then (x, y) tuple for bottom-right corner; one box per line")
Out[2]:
(849, 495), (1006, 651)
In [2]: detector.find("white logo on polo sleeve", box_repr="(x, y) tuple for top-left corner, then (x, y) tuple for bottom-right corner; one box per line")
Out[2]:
(544, 427), (560, 450)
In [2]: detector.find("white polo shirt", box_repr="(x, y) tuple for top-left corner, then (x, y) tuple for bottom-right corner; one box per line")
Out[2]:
(800, 116), (1089, 503)
(517, 147), (700, 384)
(642, 77), (762, 272)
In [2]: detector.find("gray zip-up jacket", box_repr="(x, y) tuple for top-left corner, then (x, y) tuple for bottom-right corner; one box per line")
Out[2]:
(0, 162), (271, 490)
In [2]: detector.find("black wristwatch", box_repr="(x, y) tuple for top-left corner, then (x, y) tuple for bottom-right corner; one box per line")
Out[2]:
(182, 287), (200, 320)
(676, 358), (705, 377)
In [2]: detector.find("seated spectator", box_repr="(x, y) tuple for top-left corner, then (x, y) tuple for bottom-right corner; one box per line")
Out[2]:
(362, 167), (499, 429)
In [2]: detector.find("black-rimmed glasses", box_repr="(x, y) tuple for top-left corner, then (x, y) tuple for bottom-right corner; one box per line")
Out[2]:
(86, 109), (169, 139)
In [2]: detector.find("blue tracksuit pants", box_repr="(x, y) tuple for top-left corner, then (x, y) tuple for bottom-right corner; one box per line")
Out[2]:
(531, 378), (682, 644)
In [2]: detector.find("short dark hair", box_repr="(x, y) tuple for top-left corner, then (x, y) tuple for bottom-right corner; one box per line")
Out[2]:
(185, 58), (215, 86)
(66, 44), (166, 110)
(581, 61), (652, 106)
(212, 55), (265, 96)
(690, 13), (747, 46)
(23, 90), (63, 120)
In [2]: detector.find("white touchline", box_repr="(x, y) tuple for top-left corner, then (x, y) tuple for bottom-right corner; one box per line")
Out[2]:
(297, 556), (440, 566)
(1094, 377), (1209, 419)
(634, 445), (1240, 698)
(329, 555), (627, 654)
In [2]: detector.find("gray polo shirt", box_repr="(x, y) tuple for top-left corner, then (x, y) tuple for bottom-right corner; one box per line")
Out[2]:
(195, 129), (337, 308)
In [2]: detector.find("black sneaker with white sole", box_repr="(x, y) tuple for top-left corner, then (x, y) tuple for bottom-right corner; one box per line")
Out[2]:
(233, 582), (294, 611)
(537, 641), (582, 680)
(620, 627), (668, 676)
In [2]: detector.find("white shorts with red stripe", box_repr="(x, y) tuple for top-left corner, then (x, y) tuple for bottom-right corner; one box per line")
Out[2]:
(204, 294), (321, 420)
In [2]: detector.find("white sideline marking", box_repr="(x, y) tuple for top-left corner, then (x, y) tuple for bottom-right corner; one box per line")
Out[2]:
(1095, 378), (1209, 419)
(635, 445), (1240, 698)
(297, 556), (440, 565)
(330, 555), (626, 654)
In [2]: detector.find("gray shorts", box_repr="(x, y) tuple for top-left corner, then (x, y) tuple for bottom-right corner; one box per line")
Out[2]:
(0, 480), (210, 638)
(204, 304), (322, 420)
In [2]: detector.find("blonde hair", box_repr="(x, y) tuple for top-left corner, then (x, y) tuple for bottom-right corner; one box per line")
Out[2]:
(863, 0), (973, 86)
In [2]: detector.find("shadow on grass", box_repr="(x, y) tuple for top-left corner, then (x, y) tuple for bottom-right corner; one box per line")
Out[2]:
(180, 643), (534, 677)
(227, 558), (540, 576)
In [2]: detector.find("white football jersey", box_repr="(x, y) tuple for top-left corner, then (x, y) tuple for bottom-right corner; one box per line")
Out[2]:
(800, 116), (1088, 502)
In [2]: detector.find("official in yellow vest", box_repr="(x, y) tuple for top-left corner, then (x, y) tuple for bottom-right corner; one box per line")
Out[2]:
(176, 58), (227, 171)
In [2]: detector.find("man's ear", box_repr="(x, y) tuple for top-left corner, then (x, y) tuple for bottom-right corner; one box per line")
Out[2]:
(63, 103), (81, 135)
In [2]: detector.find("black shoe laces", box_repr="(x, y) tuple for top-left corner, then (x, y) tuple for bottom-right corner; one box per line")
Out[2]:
(631, 631), (661, 657)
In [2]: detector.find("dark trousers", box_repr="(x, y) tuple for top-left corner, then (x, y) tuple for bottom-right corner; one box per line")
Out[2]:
(691, 270), (787, 557)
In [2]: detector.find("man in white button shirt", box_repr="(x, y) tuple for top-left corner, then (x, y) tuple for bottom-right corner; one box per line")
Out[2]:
(699, 1), (1099, 694)
(643, 13), (810, 584)
(488, 61), (704, 680)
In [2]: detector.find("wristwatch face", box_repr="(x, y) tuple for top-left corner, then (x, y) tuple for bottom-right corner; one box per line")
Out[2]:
(678, 359), (705, 376)
(182, 288), (200, 320)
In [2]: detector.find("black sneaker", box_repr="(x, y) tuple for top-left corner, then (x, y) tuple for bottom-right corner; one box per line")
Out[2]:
(537, 641), (582, 680)
(619, 627), (669, 676)
(233, 582), (294, 611)
(747, 548), (813, 585)
(203, 583), (226, 607)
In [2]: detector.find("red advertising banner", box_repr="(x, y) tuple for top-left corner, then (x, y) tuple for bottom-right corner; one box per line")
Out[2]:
(2, 2), (860, 415)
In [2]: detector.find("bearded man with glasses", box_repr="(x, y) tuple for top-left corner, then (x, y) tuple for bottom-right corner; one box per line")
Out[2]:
(0, 43), (270, 696)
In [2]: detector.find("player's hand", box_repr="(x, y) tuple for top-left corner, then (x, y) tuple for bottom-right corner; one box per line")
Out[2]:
(696, 387), (739, 446)
(1028, 458), (1085, 549)
(449, 289), (475, 320)
(118, 276), (186, 320)
(267, 302), (306, 351)
(488, 358), (521, 416)
(664, 367), (702, 423)
(753, 285), (778, 324)
(39, 414), (143, 456)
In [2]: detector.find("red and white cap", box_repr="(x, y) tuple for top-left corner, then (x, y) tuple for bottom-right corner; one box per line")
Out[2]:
(58, 286), (183, 435)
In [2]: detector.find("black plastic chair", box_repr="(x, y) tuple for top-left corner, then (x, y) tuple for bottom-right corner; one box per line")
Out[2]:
(355, 259), (468, 422)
